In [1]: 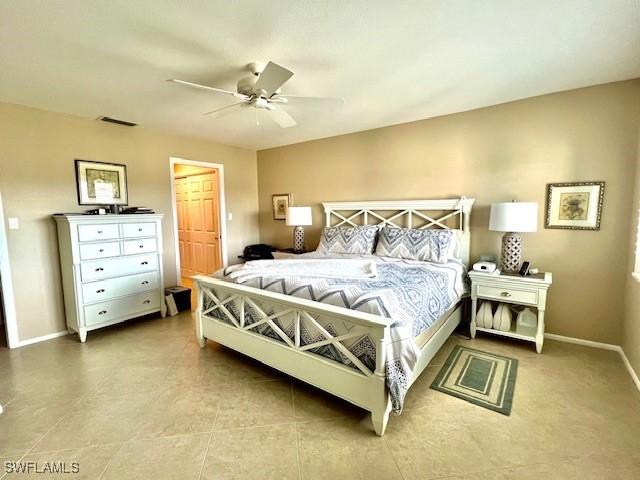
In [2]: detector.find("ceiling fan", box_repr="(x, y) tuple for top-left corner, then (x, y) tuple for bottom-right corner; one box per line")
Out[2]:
(168, 61), (343, 128)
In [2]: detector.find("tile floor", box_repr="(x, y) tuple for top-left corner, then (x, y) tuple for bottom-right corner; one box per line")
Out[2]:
(1, 311), (639, 479)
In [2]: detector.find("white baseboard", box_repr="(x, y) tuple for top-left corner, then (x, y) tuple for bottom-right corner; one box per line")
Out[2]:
(16, 330), (69, 348)
(544, 332), (620, 351)
(544, 332), (640, 393)
(619, 348), (640, 392)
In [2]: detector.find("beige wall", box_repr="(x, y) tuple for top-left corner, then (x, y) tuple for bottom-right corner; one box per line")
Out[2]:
(258, 80), (640, 345)
(0, 102), (259, 342)
(623, 126), (640, 375)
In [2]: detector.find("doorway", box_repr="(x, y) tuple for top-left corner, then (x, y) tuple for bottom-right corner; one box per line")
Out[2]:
(170, 158), (227, 305)
(0, 191), (18, 348)
(0, 277), (6, 348)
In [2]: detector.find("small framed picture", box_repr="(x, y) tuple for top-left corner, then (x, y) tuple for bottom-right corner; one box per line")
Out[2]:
(272, 193), (291, 220)
(545, 181), (604, 230)
(75, 159), (128, 206)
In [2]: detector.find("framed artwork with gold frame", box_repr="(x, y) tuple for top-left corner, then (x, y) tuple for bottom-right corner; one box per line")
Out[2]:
(545, 181), (604, 230)
(272, 193), (291, 220)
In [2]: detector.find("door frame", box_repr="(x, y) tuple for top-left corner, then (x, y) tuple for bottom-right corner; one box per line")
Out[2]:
(0, 192), (20, 348)
(169, 157), (228, 284)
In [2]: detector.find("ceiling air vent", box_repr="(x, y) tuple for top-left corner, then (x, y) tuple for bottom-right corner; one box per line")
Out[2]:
(97, 116), (137, 127)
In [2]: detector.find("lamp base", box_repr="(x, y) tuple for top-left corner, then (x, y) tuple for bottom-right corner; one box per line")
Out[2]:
(501, 232), (522, 273)
(293, 226), (305, 253)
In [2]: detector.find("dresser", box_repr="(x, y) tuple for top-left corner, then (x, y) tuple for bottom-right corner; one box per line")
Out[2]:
(53, 214), (165, 342)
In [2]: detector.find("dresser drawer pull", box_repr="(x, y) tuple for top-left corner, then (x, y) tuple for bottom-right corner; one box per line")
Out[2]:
(98, 310), (107, 315)
(138, 228), (143, 232)
(96, 289), (105, 293)
(500, 292), (512, 297)
(141, 281), (149, 285)
(141, 261), (149, 265)
(139, 244), (144, 248)
(143, 299), (151, 304)
(95, 267), (104, 272)
(97, 230), (103, 234)
(98, 248), (104, 253)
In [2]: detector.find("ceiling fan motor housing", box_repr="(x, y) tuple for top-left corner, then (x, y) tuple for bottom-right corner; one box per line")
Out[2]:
(236, 74), (258, 96)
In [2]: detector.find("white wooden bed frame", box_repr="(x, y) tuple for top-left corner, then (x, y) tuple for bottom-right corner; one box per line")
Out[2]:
(194, 198), (475, 436)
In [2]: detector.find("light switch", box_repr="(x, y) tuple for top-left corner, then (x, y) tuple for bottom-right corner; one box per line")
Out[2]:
(228, 213), (233, 221)
(7, 217), (19, 230)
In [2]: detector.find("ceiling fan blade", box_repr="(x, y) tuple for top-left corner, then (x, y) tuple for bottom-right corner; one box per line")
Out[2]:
(168, 79), (248, 99)
(273, 95), (345, 107)
(269, 107), (297, 128)
(253, 61), (294, 97)
(203, 102), (248, 118)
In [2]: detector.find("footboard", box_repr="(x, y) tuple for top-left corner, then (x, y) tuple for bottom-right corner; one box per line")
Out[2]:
(193, 275), (394, 435)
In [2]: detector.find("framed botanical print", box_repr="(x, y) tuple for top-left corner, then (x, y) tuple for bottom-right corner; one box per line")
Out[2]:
(272, 193), (290, 220)
(75, 160), (128, 206)
(545, 181), (604, 230)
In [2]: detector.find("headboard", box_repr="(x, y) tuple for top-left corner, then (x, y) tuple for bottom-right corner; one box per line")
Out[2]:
(321, 198), (475, 266)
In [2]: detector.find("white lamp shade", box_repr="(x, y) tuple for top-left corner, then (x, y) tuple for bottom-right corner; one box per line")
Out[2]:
(489, 202), (538, 232)
(286, 206), (312, 226)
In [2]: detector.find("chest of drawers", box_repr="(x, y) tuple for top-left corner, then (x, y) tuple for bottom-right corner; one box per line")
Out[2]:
(53, 214), (165, 342)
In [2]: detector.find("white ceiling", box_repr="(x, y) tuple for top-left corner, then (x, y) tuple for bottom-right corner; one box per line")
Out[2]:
(1, 1), (639, 150)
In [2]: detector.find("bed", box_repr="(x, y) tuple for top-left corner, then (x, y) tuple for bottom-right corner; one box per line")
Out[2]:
(193, 198), (475, 435)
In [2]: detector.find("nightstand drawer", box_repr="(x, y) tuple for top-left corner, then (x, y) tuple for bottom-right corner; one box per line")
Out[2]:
(476, 284), (538, 305)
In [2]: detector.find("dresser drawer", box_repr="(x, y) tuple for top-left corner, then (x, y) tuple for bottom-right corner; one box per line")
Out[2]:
(84, 291), (161, 327)
(123, 238), (157, 255)
(81, 271), (159, 304)
(79, 241), (121, 260)
(476, 284), (538, 305)
(77, 224), (120, 242)
(80, 254), (158, 282)
(122, 222), (156, 238)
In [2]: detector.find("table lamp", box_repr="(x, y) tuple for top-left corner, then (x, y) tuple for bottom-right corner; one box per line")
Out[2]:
(286, 206), (312, 253)
(489, 202), (538, 272)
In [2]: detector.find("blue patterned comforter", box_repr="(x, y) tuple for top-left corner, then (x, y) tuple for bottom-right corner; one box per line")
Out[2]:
(211, 253), (468, 413)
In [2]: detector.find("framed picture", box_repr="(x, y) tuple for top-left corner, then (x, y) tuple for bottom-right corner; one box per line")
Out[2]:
(545, 181), (604, 230)
(272, 193), (291, 220)
(75, 159), (128, 206)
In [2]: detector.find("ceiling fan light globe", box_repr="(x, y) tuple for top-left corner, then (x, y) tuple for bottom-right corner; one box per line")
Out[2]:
(255, 97), (269, 109)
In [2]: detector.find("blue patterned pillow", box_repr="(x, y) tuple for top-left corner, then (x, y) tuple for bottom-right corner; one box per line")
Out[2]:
(374, 227), (457, 263)
(316, 225), (379, 255)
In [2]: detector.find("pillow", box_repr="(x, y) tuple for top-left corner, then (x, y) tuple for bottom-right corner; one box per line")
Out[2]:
(374, 227), (458, 263)
(316, 225), (379, 255)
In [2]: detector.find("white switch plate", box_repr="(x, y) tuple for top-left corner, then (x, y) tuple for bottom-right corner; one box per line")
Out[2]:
(7, 217), (19, 230)
(228, 213), (233, 221)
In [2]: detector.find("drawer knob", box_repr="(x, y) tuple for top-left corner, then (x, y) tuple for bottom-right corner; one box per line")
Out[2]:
(138, 228), (143, 232)
(98, 249), (104, 253)
(141, 281), (149, 285)
(143, 299), (150, 304)
(98, 310), (107, 315)
(141, 261), (149, 265)
(95, 267), (104, 272)
(139, 245), (144, 248)
(97, 230), (103, 234)
(96, 289), (105, 293)
(500, 292), (512, 297)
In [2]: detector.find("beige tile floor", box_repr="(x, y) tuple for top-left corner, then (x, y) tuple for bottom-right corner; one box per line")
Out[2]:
(1, 311), (639, 479)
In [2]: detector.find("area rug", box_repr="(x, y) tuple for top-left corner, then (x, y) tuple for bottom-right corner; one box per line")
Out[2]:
(430, 345), (518, 415)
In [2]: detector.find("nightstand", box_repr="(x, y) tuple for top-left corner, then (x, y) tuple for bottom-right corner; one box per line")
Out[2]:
(469, 270), (552, 353)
